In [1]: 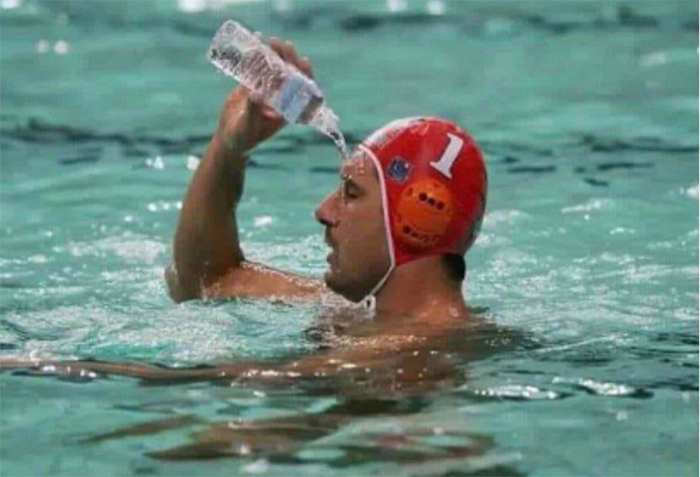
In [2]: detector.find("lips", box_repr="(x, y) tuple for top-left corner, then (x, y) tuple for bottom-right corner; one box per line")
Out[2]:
(326, 246), (338, 264)
(325, 240), (337, 267)
(324, 229), (339, 268)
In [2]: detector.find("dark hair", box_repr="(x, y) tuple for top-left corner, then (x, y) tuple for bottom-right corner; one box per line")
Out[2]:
(442, 254), (466, 282)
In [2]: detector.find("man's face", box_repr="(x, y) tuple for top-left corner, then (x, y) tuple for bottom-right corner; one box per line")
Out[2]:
(314, 150), (391, 302)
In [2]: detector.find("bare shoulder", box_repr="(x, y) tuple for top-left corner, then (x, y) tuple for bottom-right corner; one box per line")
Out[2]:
(203, 261), (330, 302)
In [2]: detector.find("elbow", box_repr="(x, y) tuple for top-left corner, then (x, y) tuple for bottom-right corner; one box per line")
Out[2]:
(164, 264), (197, 303)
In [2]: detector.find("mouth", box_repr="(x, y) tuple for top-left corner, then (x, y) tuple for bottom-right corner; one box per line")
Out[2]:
(324, 229), (340, 268)
(326, 249), (337, 266)
(325, 243), (338, 268)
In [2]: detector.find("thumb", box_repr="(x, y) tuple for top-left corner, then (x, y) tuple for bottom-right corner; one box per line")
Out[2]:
(248, 89), (265, 107)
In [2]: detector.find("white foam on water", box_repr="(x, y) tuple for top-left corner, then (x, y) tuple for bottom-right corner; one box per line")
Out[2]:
(253, 216), (274, 227)
(553, 377), (637, 397)
(562, 198), (613, 214)
(63, 234), (167, 265)
(462, 384), (561, 400)
(482, 209), (528, 227)
(685, 184), (699, 199)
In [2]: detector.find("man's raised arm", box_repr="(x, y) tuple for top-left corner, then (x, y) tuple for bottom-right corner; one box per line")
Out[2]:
(166, 38), (323, 302)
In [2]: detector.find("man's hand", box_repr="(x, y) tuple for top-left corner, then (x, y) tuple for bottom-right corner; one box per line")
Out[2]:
(215, 37), (315, 155)
(169, 35), (322, 302)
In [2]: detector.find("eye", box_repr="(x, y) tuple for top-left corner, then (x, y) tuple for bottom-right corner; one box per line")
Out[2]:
(343, 182), (359, 199)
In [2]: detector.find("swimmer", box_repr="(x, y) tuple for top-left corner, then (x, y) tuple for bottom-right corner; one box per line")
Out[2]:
(166, 38), (486, 317)
(0, 37), (504, 459)
(0, 36), (489, 386)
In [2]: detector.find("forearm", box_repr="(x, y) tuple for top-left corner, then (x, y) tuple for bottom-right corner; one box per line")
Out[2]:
(0, 358), (299, 384)
(171, 132), (248, 300)
(0, 347), (397, 385)
(0, 349), (366, 383)
(0, 359), (226, 383)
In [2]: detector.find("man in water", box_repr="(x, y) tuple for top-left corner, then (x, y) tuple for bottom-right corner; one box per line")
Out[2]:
(168, 38), (486, 316)
(0, 36), (495, 460)
(1, 37), (487, 384)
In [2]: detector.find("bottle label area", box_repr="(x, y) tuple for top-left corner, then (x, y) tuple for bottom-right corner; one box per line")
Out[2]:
(275, 74), (309, 124)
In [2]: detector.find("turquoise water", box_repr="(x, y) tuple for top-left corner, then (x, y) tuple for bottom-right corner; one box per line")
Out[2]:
(1, 0), (698, 475)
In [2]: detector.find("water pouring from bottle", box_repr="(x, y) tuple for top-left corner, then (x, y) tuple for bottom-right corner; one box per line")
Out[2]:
(208, 21), (350, 161)
(309, 111), (350, 160)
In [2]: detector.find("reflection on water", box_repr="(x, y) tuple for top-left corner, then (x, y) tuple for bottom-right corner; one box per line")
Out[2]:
(127, 325), (528, 475)
(4, 308), (533, 472)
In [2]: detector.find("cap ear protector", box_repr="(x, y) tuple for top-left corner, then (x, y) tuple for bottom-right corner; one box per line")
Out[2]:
(394, 179), (454, 251)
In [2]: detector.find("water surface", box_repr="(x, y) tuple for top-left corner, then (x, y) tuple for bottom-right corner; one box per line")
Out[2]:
(0, 1), (697, 475)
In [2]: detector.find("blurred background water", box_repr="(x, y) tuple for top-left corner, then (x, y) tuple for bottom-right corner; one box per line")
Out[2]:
(0, 0), (698, 475)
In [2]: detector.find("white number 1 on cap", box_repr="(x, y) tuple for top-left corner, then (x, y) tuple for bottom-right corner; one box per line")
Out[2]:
(430, 133), (464, 179)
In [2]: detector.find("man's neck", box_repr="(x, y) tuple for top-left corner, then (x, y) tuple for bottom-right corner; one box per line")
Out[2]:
(372, 257), (468, 322)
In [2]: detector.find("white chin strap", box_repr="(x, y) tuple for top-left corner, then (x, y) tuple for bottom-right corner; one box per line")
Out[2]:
(358, 145), (396, 313)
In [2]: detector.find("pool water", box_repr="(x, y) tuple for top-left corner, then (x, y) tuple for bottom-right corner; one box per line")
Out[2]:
(1, 0), (698, 475)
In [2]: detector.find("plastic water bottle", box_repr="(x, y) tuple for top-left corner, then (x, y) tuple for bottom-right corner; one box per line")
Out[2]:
(208, 21), (348, 158)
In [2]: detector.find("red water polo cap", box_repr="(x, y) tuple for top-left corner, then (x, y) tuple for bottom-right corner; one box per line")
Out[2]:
(358, 117), (487, 268)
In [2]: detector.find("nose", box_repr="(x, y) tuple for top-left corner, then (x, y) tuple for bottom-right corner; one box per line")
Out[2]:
(315, 191), (339, 227)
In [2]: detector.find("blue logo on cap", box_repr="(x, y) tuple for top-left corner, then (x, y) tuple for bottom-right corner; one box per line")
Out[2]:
(387, 157), (412, 183)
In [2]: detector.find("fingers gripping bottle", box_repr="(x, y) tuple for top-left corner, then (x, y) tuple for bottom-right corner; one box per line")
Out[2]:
(208, 21), (347, 157)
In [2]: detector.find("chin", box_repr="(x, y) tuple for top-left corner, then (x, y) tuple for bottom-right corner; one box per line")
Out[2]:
(323, 270), (363, 303)
(323, 270), (343, 296)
